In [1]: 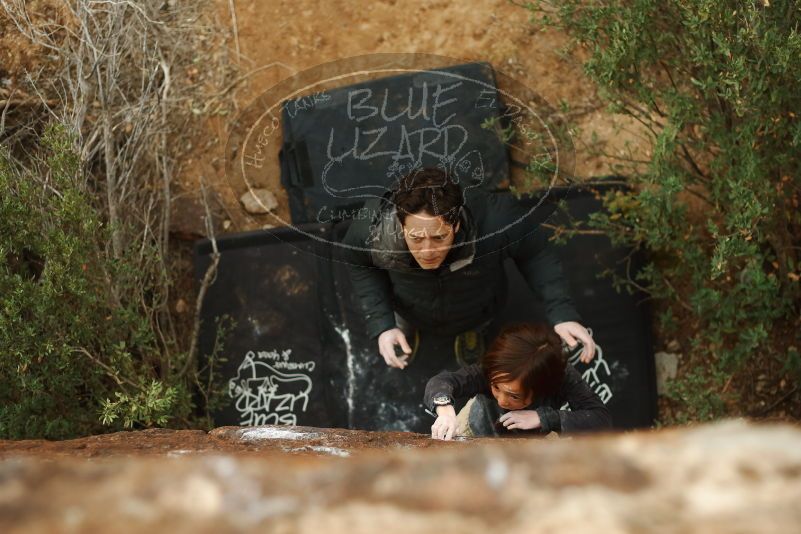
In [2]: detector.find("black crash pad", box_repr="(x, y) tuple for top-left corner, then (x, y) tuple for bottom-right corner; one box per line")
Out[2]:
(194, 224), (347, 429)
(279, 62), (509, 224)
(496, 185), (658, 429)
(194, 185), (656, 432)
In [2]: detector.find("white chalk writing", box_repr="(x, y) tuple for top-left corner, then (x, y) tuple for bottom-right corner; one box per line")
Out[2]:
(316, 205), (372, 223)
(322, 79), (486, 198)
(244, 115), (281, 169)
(563, 333), (614, 408)
(283, 91), (331, 118)
(228, 349), (316, 426)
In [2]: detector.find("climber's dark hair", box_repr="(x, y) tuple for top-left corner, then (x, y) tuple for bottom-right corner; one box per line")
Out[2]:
(391, 167), (462, 226)
(482, 323), (566, 399)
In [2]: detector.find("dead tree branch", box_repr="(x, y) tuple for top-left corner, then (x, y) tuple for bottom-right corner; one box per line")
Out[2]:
(180, 175), (221, 379)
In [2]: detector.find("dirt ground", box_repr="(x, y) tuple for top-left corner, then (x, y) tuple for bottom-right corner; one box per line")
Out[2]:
(177, 0), (646, 232)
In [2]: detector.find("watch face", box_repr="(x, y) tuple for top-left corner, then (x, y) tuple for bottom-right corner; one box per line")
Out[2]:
(433, 395), (451, 405)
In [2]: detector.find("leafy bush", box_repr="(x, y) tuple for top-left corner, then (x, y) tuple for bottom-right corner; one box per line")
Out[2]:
(527, 0), (801, 419)
(0, 0), (235, 439)
(0, 126), (185, 439)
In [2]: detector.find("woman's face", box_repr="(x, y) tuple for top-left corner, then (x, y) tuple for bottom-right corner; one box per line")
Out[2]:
(490, 376), (533, 411)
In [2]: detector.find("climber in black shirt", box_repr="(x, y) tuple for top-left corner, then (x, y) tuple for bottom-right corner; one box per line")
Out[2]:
(425, 323), (611, 439)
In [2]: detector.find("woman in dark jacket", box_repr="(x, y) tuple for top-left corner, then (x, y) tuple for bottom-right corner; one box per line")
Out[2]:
(425, 323), (611, 439)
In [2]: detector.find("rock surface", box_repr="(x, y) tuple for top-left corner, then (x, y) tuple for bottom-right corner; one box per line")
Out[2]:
(239, 189), (278, 214)
(2, 420), (801, 533)
(0, 425), (451, 459)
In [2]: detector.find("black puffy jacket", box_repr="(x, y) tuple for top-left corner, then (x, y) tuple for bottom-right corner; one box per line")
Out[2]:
(423, 363), (612, 434)
(341, 188), (581, 339)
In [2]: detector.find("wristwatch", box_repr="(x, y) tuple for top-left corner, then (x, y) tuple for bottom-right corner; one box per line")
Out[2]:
(432, 394), (453, 410)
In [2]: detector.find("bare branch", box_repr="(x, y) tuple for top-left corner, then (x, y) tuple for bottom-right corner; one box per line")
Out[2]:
(180, 175), (221, 379)
(3, 0), (239, 420)
(227, 0), (241, 63)
(0, 88), (15, 137)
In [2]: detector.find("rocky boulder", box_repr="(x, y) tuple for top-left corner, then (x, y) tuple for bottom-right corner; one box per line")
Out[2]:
(1, 420), (801, 533)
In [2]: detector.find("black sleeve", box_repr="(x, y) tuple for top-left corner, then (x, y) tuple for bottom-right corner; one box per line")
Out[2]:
(483, 193), (580, 326)
(510, 225), (582, 326)
(536, 366), (612, 434)
(341, 220), (397, 340)
(423, 364), (490, 412)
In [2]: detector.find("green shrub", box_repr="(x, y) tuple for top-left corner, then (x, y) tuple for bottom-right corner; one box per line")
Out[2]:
(527, 0), (801, 418)
(0, 125), (183, 439)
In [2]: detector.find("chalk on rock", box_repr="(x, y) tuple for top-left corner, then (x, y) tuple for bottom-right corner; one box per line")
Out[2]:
(240, 189), (278, 214)
(238, 427), (320, 441)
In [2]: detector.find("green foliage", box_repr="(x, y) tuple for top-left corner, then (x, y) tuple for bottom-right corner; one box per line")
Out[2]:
(192, 315), (235, 428)
(481, 116), (516, 144)
(665, 366), (729, 423)
(100, 381), (179, 429)
(529, 0), (801, 418)
(0, 125), (188, 439)
(783, 345), (801, 382)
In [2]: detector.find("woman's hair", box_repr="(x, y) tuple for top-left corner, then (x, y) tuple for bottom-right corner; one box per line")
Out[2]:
(481, 323), (566, 399)
(391, 167), (462, 226)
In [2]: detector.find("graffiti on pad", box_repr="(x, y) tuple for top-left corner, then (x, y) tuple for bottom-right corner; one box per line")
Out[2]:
(562, 339), (614, 409)
(228, 349), (316, 426)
